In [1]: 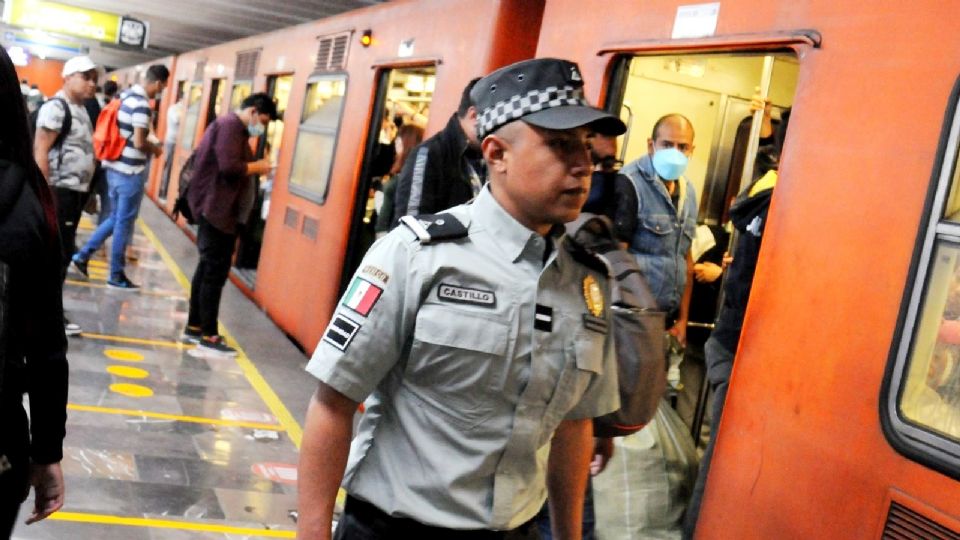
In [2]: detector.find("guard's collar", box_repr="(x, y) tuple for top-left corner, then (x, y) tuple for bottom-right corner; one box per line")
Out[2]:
(471, 185), (563, 263)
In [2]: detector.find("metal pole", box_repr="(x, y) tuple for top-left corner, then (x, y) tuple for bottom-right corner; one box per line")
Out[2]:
(738, 55), (775, 193)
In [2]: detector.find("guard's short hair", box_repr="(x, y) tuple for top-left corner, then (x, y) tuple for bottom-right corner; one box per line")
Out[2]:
(103, 80), (118, 97)
(145, 64), (170, 83)
(241, 92), (279, 120)
(457, 77), (481, 118)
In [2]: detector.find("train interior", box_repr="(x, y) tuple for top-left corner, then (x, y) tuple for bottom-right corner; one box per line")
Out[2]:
(341, 65), (437, 291)
(231, 75), (292, 285)
(609, 51), (799, 442)
(613, 52), (798, 225)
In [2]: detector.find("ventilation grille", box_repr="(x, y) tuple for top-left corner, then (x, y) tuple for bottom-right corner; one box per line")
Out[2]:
(193, 60), (206, 81)
(283, 207), (300, 229)
(314, 32), (350, 73)
(235, 49), (260, 80)
(882, 501), (960, 540)
(302, 216), (319, 240)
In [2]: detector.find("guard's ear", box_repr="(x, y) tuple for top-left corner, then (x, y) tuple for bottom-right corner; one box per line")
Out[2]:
(481, 134), (508, 174)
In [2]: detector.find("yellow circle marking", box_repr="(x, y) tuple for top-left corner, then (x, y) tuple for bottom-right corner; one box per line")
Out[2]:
(106, 365), (150, 379)
(104, 349), (145, 362)
(109, 383), (154, 398)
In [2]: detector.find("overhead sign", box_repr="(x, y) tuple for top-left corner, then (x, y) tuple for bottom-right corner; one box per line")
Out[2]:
(3, 0), (150, 49)
(672, 2), (721, 39)
(5, 30), (87, 56)
(118, 16), (148, 48)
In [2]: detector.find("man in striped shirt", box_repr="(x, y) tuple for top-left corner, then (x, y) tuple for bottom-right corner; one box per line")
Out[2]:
(72, 65), (169, 290)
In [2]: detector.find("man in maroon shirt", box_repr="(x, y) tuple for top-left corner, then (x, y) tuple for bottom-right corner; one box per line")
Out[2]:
(184, 92), (276, 357)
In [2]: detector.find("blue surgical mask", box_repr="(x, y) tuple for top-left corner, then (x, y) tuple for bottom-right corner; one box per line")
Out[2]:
(651, 148), (688, 180)
(247, 121), (265, 138)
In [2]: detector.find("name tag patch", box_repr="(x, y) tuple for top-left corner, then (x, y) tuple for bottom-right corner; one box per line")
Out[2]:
(437, 283), (496, 308)
(323, 314), (360, 351)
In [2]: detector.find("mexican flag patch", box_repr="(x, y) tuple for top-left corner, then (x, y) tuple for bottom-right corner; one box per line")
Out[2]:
(343, 277), (383, 316)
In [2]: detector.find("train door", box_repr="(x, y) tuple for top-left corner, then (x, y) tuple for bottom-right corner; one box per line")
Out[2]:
(205, 78), (224, 127)
(234, 74), (292, 285)
(607, 51), (799, 439)
(179, 80), (204, 152)
(230, 80), (252, 110)
(340, 65), (437, 293)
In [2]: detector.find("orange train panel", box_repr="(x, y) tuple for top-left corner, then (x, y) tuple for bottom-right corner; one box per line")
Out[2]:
(536, 0), (960, 537)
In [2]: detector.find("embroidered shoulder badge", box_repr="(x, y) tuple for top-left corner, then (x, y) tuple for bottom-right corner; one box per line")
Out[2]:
(583, 275), (604, 317)
(323, 313), (360, 351)
(342, 277), (383, 317)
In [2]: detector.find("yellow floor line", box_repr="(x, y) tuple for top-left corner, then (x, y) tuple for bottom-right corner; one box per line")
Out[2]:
(65, 279), (187, 300)
(48, 512), (295, 537)
(80, 332), (194, 350)
(137, 218), (304, 449)
(68, 403), (285, 431)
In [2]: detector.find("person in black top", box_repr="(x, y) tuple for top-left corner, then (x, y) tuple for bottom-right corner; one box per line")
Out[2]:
(581, 132), (638, 244)
(0, 47), (69, 538)
(391, 78), (484, 225)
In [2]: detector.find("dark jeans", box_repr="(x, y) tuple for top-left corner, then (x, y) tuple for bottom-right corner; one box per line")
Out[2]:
(187, 218), (236, 336)
(158, 142), (176, 200)
(534, 480), (595, 540)
(335, 495), (540, 540)
(54, 187), (86, 279)
(682, 337), (734, 540)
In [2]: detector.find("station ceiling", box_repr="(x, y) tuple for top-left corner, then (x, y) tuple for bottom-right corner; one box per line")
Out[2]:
(5, 0), (388, 69)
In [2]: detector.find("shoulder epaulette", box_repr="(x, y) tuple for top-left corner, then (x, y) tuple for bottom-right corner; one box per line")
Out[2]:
(399, 213), (468, 244)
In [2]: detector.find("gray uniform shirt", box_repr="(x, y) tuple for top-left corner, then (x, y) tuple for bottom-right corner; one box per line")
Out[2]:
(306, 186), (619, 531)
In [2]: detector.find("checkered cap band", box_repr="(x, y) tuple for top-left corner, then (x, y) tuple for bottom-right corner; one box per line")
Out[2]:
(477, 85), (587, 139)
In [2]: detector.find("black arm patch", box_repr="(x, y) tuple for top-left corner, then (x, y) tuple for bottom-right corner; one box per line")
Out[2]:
(400, 213), (468, 244)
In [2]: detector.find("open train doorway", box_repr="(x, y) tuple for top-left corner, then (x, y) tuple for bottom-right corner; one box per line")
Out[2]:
(339, 65), (436, 293)
(607, 51), (799, 442)
(233, 74), (292, 285)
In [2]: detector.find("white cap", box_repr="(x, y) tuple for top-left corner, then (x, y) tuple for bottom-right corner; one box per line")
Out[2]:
(62, 56), (97, 77)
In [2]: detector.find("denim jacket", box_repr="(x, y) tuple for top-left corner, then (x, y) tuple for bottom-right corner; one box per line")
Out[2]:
(622, 155), (698, 314)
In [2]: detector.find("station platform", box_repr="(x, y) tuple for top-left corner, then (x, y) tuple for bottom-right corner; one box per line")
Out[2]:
(12, 200), (317, 539)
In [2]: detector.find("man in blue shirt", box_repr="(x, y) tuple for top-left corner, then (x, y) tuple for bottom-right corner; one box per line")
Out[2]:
(72, 64), (168, 290)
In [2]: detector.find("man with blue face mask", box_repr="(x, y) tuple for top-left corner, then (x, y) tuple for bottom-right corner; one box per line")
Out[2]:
(182, 92), (276, 358)
(621, 114), (698, 345)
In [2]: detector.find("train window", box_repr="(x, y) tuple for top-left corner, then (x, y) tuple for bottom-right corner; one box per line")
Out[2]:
(230, 81), (252, 110)
(179, 83), (204, 150)
(288, 75), (348, 202)
(609, 53), (798, 224)
(886, 90), (960, 475)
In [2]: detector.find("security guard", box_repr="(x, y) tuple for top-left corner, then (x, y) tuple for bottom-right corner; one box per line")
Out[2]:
(297, 58), (627, 540)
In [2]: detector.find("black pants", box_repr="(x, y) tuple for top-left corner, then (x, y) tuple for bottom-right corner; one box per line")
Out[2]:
(335, 496), (540, 540)
(187, 218), (236, 336)
(54, 187), (86, 279)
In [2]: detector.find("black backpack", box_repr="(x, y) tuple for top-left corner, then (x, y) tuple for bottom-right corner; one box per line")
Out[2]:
(172, 151), (197, 224)
(29, 97), (72, 170)
(565, 213), (667, 437)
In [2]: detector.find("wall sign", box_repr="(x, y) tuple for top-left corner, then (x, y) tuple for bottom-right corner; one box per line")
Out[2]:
(672, 2), (721, 39)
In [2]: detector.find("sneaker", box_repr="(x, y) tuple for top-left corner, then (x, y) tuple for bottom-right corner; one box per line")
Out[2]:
(71, 257), (89, 279)
(188, 335), (238, 358)
(107, 273), (140, 291)
(181, 326), (202, 344)
(64, 320), (82, 336)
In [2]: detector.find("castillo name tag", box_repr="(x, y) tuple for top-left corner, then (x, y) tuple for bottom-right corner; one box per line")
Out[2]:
(437, 283), (496, 308)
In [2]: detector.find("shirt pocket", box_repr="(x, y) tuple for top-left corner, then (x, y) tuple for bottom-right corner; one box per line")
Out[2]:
(636, 213), (675, 254)
(539, 328), (606, 443)
(405, 304), (510, 428)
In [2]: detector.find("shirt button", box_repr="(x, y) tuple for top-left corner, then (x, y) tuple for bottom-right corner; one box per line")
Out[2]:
(436, 219), (445, 225)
